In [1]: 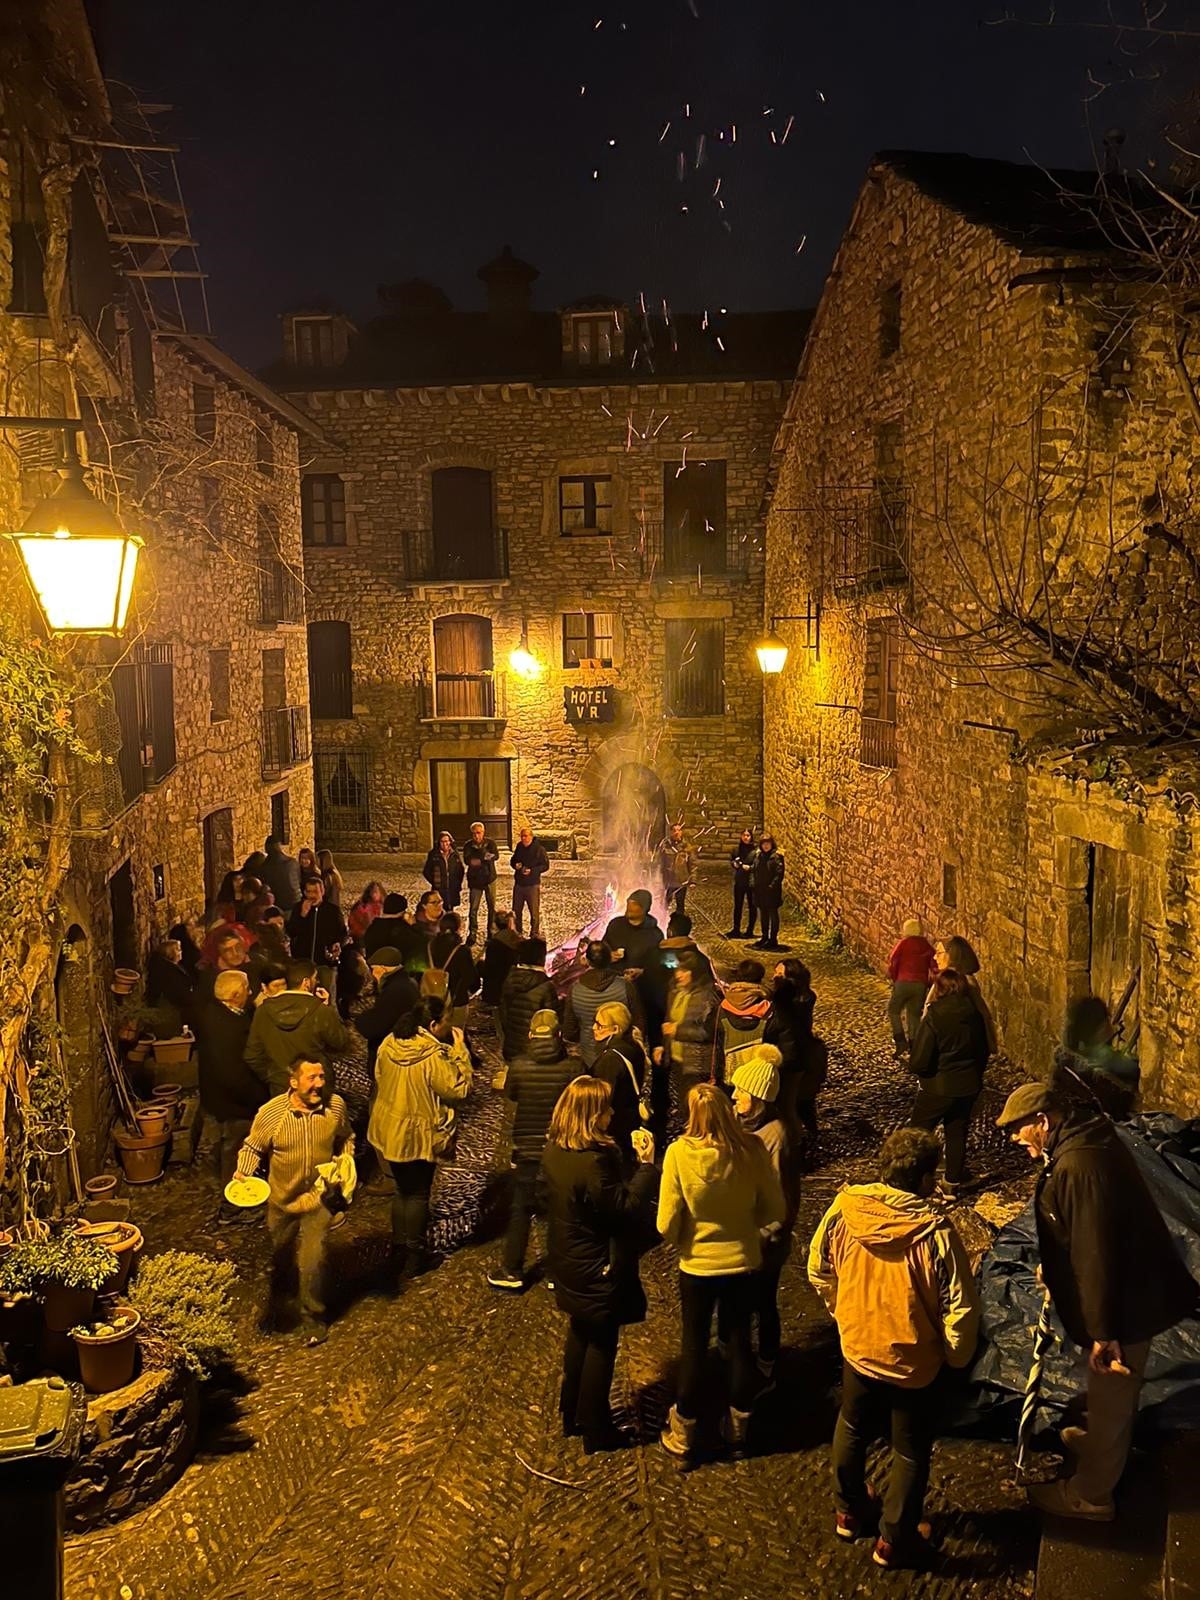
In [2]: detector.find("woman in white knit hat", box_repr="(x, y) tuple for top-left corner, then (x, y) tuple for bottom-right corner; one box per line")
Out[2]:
(730, 1047), (802, 1387)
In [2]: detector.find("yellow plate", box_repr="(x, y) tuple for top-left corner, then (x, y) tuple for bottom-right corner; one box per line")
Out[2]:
(223, 1175), (269, 1207)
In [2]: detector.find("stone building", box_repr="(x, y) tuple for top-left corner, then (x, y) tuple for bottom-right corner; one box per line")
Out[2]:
(1, 0), (322, 1174)
(765, 149), (1200, 1111)
(266, 258), (807, 861)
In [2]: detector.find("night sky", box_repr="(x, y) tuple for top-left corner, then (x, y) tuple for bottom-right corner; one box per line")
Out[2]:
(93, 0), (1194, 369)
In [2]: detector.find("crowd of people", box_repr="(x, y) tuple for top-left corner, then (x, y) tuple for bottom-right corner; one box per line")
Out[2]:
(169, 824), (1197, 1570)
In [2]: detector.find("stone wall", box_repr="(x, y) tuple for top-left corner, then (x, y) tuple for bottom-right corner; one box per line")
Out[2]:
(290, 378), (784, 856)
(765, 158), (1200, 1112)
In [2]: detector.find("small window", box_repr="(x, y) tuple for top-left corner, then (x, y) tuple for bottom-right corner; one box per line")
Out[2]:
(152, 864), (166, 901)
(572, 315), (615, 365)
(860, 618), (899, 768)
(192, 382), (216, 443)
(879, 280), (902, 360)
(255, 421), (274, 476)
(562, 611), (615, 668)
(294, 316), (335, 368)
(208, 647), (231, 723)
(664, 618), (724, 717)
(302, 475), (347, 546)
(941, 861), (958, 909)
(270, 788), (291, 846)
(559, 475), (613, 535)
(200, 477), (221, 537)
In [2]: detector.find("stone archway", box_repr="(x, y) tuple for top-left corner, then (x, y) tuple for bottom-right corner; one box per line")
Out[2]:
(600, 763), (667, 862)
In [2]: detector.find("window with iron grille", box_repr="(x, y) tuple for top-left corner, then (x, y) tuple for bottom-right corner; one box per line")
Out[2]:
(192, 382), (216, 443)
(860, 618), (898, 768)
(315, 748), (371, 833)
(562, 611), (615, 668)
(664, 618), (724, 717)
(879, 281), (902, 360)
(559, 476), (612, 535)
(255, 421), (274, 475)
(208, 647), (231, 723)
(302, 475), (347, 546)
(308, 620), (353, 719)
(111, 643), (177, 802)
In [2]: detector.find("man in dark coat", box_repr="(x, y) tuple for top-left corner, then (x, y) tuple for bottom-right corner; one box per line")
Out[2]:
(602, 890), (663, 977)
(497, 938), (559, 1061)
(510, 826), (550, 938)
(354, 947), (421, 1073)
(196, 969), (265, 1212)
(261, 835), (302, 913)
(480, 911), (522, 1005)
(998, 1082), (1199, 1521)
(245, 959), (352, 1094)
(286, 877), (348, 994)
(487, 1009), (578, 1290)
(462, 821), (500, 945)
(362, 893), (410, 960)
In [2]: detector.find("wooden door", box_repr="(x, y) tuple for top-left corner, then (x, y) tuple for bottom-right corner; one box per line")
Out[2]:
(1088, 843), (1146, 1045)
(433, 615), (494, 716)
(431, 467), (494, 579)
(203, 807), (235, 914)
(431, 759), (511, 847)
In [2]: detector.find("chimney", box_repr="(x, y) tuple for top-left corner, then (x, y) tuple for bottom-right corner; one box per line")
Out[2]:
(477, 245), (539, 336)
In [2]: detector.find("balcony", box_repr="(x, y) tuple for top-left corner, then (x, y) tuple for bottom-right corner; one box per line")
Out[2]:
(261, 705), (312, 777)
(859, 715), (897, 770)
(417, 671), (507, 726)
(259, 561), (306, 626)
(402, 526), (510, 585)
(637, 520), (755, 581)
(831, 487), (909, 593)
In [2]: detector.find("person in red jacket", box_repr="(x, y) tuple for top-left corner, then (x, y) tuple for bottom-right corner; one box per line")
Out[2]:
(886, 918), (935, 1059)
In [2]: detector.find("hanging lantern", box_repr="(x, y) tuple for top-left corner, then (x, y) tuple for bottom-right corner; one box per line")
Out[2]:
(509, 620), (542, 680)
(8, 460), (141, 635)
(755, 628), (789, 675)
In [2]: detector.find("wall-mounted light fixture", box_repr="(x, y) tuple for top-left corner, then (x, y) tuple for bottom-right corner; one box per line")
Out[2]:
(508, 618), (542, 680)
(755, 596), (821, 674)
(1, 417), (141, 635)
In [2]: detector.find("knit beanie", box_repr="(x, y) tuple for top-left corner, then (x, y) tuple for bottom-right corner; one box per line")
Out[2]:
(731, 1052), (780, 1104)
(901, 918), (922, 939)
(628, 889), (653, 914)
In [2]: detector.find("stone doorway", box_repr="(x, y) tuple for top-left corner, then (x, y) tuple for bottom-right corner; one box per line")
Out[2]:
(202, 808), (235, 915)
(600, 763), (667, 862)
(1087, 841), (1147, 1046)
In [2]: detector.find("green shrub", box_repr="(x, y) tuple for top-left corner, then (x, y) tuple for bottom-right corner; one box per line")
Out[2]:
(130, 1250), (239, 1379)
(0, 1234), (117, 1294)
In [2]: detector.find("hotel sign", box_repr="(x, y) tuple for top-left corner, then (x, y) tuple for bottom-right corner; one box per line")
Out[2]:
(564, 684), (615, 724)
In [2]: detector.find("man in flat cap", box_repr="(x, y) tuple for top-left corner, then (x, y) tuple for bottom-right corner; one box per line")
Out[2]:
(997, 1081), (1198, 1521)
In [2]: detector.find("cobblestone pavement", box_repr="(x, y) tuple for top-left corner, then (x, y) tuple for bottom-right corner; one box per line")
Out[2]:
(66, 864), (1038, 1600)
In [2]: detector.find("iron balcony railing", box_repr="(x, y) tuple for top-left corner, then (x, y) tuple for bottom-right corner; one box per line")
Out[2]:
(259, 561), (306, 625)
(637, 520), (755, 579)
(416, 671), (507, 721)
(261, 705), (311, 777)
(402, 526), (510, 583)
(859, 715), (898, 770)
(831, 486), (909, 592)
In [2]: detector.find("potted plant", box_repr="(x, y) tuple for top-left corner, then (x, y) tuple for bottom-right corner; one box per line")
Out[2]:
(74, 1220), (143, 1295)
(71, 1307), (141, 1393)
(0, 1234), (121, 1331)
(133, 1102), (171, 1138)
(130, 1251), (238, 1380)
(111, 968), (140, 997)
(113, 1125), (171, 1184)
(150, 1035), (193, 1068)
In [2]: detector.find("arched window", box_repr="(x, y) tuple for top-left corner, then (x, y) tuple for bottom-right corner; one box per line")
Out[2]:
(432, 614), (494, 717)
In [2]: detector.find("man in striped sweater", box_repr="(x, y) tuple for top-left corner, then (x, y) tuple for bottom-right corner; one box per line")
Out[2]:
(236, 1057), (354, 1344)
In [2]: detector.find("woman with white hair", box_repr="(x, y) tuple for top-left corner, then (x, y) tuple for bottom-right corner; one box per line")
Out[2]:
(590, 1001), (647, 1167)
(886, 917), (936, 1058)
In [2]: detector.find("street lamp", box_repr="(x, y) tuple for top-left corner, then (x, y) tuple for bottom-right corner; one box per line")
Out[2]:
(756, 599), (821, 675)
(1, 418), (141, 635)
(508, 619), (542, 680)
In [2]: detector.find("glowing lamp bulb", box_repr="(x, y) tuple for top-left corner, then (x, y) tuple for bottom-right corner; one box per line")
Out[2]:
(509, 626), (542, 680)
(755, 630), (789, 675)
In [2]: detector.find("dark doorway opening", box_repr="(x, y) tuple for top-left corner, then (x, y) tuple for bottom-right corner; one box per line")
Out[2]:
(203, 807), (235, 915)
(109, 860), (136, 970)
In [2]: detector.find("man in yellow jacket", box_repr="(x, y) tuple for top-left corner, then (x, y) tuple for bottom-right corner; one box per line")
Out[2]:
(807, 1128), (980, 1570)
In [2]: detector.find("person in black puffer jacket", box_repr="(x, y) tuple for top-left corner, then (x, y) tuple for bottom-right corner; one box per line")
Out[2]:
(541, 1075), (658, 1452)
(480, 911), (522, 1006)
(498, 938), (559, 1060)
(487, 1010), (578, 1290)
(907, 967), (988, 1192)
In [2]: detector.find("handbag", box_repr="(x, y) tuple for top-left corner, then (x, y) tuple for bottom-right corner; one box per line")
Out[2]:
(614, 1050), (652, 1125)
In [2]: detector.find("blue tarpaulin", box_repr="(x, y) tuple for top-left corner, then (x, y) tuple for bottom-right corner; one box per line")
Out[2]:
(963, 1114), (1200, 1440)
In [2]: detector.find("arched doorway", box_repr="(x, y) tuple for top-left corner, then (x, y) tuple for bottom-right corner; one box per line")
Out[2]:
(600, 764), (667, 862)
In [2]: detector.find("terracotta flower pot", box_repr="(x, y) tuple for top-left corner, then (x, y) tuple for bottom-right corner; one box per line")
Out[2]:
(74, 1221), (143, 1296)
(43, 1281), (95, 1334)
(151, 1037), (192, 1068)
(0, 1229), (12, 1257)
(72, 1309), (140, 1394)
(134, 1107), (171, 1139)
(113, 1127), (170, 1185)
(112, 968), (140, 997)
(151, 1085), (184, 1125)
(125, 1041), (151, 1065)
(84, 1175), (118, 1201)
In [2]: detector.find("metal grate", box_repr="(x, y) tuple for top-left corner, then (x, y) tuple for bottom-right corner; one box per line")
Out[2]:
(260, 705), (311, 777)
(401, 526), (509, 583)
(314, 747), (371, 835)
(859, 715), (897, 769)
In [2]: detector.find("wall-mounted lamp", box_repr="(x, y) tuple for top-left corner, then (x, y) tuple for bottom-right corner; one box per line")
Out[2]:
(1, 417), (141, 635)
(508, 618), (542, 680)
(755, 597), (821, 675)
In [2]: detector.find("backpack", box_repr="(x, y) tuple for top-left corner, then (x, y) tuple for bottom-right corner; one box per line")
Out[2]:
(420, 950), (450, 1002)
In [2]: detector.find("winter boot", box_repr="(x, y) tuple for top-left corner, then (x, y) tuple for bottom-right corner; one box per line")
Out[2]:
(720, 1405), (753, 1455)
(659, 1405), (697, 1458)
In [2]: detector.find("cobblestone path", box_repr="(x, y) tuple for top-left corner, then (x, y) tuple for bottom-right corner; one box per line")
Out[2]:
(65, 864), (1038, 1600)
